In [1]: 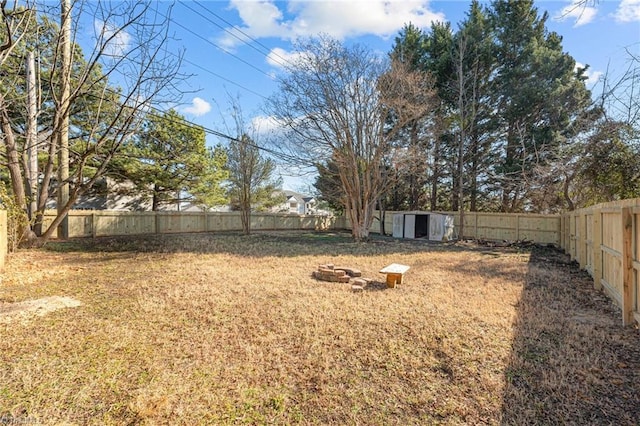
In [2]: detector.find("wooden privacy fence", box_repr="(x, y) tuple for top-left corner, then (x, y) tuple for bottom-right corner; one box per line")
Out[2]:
(561, 198), (640, 327)
(359, 210), (562, 245)
(45, 209), (562, 243)
(42, 210), (337, 238)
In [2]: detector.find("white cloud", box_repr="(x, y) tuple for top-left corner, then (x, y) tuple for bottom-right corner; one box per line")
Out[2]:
(266, 47), (306, 69)
(575, 62), (603, 87)
(183, 97), (211, 117)
(94, 19), (131, 57)
(219, 0), (445, 48)
(251, 114), (284, 134)
(555, 0), (598, 26)
(614, 0), (640, 22)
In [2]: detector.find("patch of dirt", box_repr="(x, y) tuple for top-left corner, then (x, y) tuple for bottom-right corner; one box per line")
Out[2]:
(0, 296), (82, 324)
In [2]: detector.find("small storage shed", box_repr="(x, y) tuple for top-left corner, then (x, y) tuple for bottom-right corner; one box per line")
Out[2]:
(392, 212), (455, 241)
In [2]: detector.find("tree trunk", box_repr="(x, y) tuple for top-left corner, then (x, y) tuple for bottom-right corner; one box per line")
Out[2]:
(57, 0), (72, 239)
(0, 94), (37, 244)
(152, 185), (159, 211)
(241, 207), (250, 235)
(408, 121), (420, 210)
(26, 51), (39, 223)
(458, 133), (465, 240)
(241, 184), (251, 235)
(39, 191), (77, 241)
(563, 172), (575, 211)
(501, 123), (517, 212)
(0, 97), (26, 209)
(378, 196), (386, 236)
(469, 129), (479, 212)
(346, 199), (374, 241)
(34, 115), (59, 236)
(430, 136), (441, 211)
(451, 174), (459, 212)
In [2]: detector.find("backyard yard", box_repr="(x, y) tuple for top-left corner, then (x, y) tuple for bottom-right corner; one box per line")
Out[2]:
(0, 232), (639, 425)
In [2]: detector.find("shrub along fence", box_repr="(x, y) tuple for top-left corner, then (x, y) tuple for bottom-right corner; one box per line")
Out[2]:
(41, 210), (337, 238)
(561, 198), (640, 327)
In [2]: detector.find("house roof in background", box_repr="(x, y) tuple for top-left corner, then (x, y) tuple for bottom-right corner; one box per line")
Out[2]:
(282, 190), (315, 203)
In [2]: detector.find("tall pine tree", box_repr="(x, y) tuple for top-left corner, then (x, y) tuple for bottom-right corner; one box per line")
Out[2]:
(489, 0), (592, 212)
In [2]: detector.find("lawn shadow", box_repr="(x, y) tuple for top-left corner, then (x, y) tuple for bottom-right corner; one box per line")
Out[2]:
(41, 231), (474, 259)
(362, 280), (389, 292)
(500, 245), (640, 425)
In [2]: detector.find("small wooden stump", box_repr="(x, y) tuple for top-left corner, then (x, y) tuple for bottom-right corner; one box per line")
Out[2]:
(379, 263), (410, 288)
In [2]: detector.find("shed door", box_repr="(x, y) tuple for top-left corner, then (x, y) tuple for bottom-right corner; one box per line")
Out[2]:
(404, 214), (416, 239)
(429, 213), (445, 241)
(392, 214), (405, 238)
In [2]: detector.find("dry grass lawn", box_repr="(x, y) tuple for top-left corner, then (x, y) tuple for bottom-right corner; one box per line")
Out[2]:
(0, 231), (638, 425)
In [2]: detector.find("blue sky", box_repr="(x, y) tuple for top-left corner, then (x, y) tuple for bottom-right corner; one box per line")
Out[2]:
(87, 0), (640, 191)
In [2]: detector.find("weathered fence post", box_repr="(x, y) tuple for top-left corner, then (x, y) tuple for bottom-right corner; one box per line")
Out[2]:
(559, 214), (565, 251)
(592, 208), (602, 291)
(154, 212), (159, 234)
(569, 213), (574, 261)
(473, 212), (478, 239)
(621, 207), (634, 326)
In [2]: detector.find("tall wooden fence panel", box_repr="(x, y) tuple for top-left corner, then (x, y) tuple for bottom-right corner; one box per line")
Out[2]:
(42, 210), (338, 238)
(364, 210), (561, 245)
(561, 199), (640, 326)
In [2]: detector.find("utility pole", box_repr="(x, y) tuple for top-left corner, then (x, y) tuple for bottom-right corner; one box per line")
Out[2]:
(57, 0), (71, 238)
(26, 51), (38, 223)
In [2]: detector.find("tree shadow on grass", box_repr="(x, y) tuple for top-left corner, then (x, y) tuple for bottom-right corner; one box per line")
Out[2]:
(41, 231), (475, 259)
(501, 245), (640, 425)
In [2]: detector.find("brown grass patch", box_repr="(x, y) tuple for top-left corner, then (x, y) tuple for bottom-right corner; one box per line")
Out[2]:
(0, 232), (638, 425)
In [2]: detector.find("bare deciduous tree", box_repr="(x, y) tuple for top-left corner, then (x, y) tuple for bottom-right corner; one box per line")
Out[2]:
(0, 1), (35, 242)
(267, 36), (436, 241)
(0, 0), (186, 245)
(224, 98), (281, 235)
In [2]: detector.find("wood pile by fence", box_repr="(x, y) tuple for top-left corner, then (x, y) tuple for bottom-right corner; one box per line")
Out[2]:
(561, 198), (640, 327)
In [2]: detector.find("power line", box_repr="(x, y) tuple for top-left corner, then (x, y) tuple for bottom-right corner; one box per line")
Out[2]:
(139, 5), (271, 100)
(21, 3), (307, 165)
(186, 0), (292, 69)
(39, 2), (272, 103)
(180, 55), (268, 101)
(149, 3), (275, 80)
(180, 2), (269, 56)
(82, 88), (306, 166)
(41, 2), (279, 105)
